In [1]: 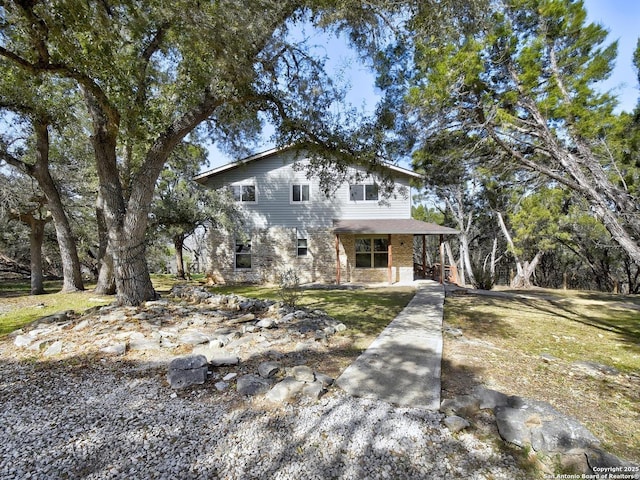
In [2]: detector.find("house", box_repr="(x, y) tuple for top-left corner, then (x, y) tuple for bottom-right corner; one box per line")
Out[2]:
(194, 147), (458, 285)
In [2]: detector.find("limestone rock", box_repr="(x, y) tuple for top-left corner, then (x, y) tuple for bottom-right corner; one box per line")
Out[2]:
(315, 372), (335, 388)
(100, 343), (126, 355)
(495, 398), (600, 453)
(301, 381), (325, 402)
(43, 340), (63, 357)
(440, 394), (479, 416)
(258, 361), (280, 378)
(265, 377), (305, 403)
(167, 355), (209, 389)
(472, 386), (510, 410)
(237, 375), (271, 396)
(210, 355), (240, 367)
(444, 415), (471, 433)
(291, 365), (315, 383)
(572, 361), (619, 376)
(256, 318), (276, 329)
(179, 331), (210, 345)
(586, 447), (640, 479)
(14, 334), (34, 348)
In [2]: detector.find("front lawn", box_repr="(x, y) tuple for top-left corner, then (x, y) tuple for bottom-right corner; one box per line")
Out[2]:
(442, 287), (640, 463)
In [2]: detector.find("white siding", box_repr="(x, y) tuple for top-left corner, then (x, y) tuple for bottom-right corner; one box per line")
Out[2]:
(201, 150), (413, 229)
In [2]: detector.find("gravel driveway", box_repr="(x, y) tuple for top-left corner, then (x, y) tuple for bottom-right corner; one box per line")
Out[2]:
(0, 358), (528, 480)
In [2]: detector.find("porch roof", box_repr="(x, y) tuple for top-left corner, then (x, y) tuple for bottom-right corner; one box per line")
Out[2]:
(333, 219), (459, 235)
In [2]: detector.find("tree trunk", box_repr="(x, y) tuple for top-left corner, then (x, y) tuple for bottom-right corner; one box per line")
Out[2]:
(510, 252), (543, 289)
(174, 234), (186, 279)
(94, 193), (116, 295)
(32, 121), (84, 292)
(28, 215), (47, 295)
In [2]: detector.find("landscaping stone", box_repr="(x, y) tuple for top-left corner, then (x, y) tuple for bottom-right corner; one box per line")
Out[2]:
(301, 381), (325, 402)
(291, 365), (315, 383)
(179, 331), (210, 345)
(43, 340), (63, 357)
(100, 343), (126, 355)
(14, 334), (34, 348)
(265, 376), (305, 403)
(572, 360), (619, 376)
(444, 416), (470, 433)
(258, 361), (281, 378)
(210, 355), (240, 367)
(167, 355), (209, 389)
(315, 372), (335, 388)
(236, 375), (271, 396)
(494, 398), (600, 453)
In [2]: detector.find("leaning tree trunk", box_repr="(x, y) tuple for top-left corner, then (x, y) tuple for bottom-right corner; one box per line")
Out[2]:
(32, 121), (84, 292)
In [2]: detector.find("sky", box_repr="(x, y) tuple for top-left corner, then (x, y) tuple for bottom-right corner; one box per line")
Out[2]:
(205, 1), (640, 169)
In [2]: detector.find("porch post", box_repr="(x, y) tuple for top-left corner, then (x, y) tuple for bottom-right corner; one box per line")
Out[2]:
(388, 234), (393, 284)
(422, 235), (427, 278)
(439, 234), (445, 285)
(335, 234), (341, 285)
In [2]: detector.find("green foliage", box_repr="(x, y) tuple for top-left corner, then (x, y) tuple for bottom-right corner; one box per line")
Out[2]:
(470, 263), (495, 290)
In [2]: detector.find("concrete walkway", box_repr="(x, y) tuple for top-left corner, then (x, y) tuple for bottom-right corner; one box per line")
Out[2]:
(335, 281), (444, 410)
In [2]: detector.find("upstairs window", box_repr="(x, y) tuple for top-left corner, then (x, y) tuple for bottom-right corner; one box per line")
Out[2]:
(349, 183), (379, 201)
(235, 239), (252, 269)
(355, 237), (388, 268)
(230, 184), (256, 202)
(292, 184), (310, 203)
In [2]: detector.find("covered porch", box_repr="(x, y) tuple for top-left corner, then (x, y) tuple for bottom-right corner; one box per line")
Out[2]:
(332, 219), (459, 285)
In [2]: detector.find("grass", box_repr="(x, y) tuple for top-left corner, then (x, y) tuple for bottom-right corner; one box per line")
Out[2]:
(442, 287), (640, 463)
(210, 284), (416, 348)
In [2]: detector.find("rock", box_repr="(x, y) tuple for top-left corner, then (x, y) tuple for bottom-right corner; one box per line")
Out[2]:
(228, 313), (256, 325)
(43, 340), (63, 357)
(14, 334), (34, 348)
(167, 355), (209, 389)
(291, 365), (315, 383)
(179, 331), (210, 345)
(440, 394), (479, 416)
(265, 377), (304, 403)
(223, 372), (237, 381)
(100, 343), (127, 355)
(539, 353), (558, 363)
(192, 343), (225, 362)
(301, 381), (325, 402)
(210, 355), (240, 367)
(334, 323), (347, 332)
(444, 326), (463, 337)
(586, 447), (640, 479)
(280, 313), (296, 323)
(73, 319), (90, 331)
(258, 361), (280, 378)
(315, 372), (335, 387)
(236, 375), (271, 396)
(444, 416), (471, 433)
(128, 333), (160, 351)
(495, 398), (600, 454)
(572, 361), (619, 376)
(256, 318), (276, 329)
(472, 386), (510, 410)
(214, 381), (229, 391)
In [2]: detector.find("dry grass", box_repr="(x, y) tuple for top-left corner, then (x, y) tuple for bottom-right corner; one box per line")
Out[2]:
(442, 287), (640, 463)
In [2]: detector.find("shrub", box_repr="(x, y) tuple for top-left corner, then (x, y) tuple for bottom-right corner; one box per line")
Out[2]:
(471, 263), (495, 290)
(278, 268), (302, 307)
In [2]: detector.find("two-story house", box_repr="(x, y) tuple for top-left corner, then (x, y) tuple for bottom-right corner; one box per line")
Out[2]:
(195, 147), (458, 285)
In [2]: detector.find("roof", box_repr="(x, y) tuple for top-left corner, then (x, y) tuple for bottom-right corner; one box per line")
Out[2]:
(194, 146), (422, 183)
(333, 219), (459, 235)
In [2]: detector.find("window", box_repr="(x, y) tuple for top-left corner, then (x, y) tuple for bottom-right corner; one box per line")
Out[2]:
(297, 238), (308, 256)
(349, 184), (379, 201)
(230, 184), (256, 202)
(355, 237), (388, 268)
(235, 239), (251, 269)
(292, 184), (310, 202)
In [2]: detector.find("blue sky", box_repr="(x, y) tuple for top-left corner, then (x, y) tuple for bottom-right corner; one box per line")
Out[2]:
(206, 1), (639, 168)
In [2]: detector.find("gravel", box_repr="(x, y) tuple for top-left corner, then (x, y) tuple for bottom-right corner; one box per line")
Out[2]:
(0, 359), (528, 480)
